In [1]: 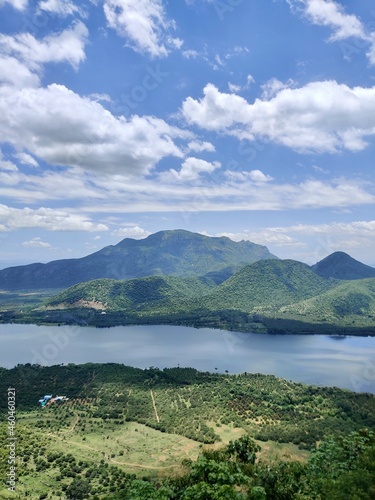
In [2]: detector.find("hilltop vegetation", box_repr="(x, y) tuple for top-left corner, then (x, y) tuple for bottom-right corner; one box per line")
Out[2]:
(0, 363), (374, 499)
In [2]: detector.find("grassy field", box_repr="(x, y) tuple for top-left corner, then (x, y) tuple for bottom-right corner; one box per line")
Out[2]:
(0, 410), (312, 500)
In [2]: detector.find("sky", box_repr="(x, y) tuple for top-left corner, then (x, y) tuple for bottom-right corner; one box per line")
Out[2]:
(0, 0), (374, 268)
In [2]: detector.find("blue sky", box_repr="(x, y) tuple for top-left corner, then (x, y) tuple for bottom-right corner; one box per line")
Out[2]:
(0, 0), (374, 268)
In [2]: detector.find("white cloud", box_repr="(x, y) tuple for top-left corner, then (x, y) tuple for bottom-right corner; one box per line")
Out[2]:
(272, 220), (375, 236)
(182, 49), (199, 59)
(367, 34), (375, 65)
(182, 81), (375, 153)
(216, 230), (304, 247)
(0, 0), (27, 9)
(292, 0), (366, 40)
(288, 0), (375, 64)
(111, 225), (151, 239)
(0, 83), (189, 176)
(13, 152), (39, 167)
(228, 82), (241, 93)
(162, 157), (221, 181)
(38, 0), (84, 17)
(0, 150), (18, 172)
(103, 0), (181, 57)
(22, 237), (52, 248)
(255, 219), (375, 263)
(89, 93), (111, 103)
(0, 204), (108, 231)
(261, 78), (295, 99)
(247, 74), (255, 85)
(186, 140), (215, 153)
(0, 21), (89, 72)
(225, 169), (273, 183)
(225, 46), (249, 57)
(77, 174), (374, 214)
(0, 57), (40, 88)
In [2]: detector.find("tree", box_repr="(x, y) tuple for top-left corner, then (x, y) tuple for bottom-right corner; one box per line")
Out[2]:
(65, 478), (91, 499)
(226, 435), (260, 464)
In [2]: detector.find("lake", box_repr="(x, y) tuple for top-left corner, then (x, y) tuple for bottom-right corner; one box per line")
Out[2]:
(0, 323), (375, 393)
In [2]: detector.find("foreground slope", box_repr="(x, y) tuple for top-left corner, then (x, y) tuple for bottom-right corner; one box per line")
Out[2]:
(312, 251), (375, 280)
(0, 229), (277, 290)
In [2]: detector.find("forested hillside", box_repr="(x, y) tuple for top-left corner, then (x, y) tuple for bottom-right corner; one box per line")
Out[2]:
(7, 258), (375, 335)
(0, 363), (374, 498)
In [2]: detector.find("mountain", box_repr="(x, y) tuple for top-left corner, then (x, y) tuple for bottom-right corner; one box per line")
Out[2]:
(196, 259), (339, 313)
(0, 230), (278, 290)
(312, 251), (375, 280)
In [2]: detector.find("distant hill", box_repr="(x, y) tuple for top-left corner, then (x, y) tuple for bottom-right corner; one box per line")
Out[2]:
(312, 251), (375, 280)
(41, 259), (335, 313)
(43, 275), (214, 312)
(195, 259), (339, 313)
(0, 230), (277, 290)
(279, 277), (375, 328)
(28, 258), (375, 335)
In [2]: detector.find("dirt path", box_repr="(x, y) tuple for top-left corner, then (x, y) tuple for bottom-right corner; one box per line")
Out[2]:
(150, 390), (160, 423)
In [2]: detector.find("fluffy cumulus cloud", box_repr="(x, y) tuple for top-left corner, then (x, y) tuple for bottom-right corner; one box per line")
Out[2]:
(0, 84), (189, 175)
(162, 157), (221, 181)
(0, 22), (89, 88)
(38, 0), (85, 17)
(0, 21), (88, 71)
(0, 204), (108, 231)
(0, 57), (40, 88)
(103, 0), (182, 57)
(182, 81), (375, 153)
(0, 0), (27, 9)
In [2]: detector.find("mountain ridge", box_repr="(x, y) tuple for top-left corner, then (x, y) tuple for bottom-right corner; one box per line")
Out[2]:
(0, 229), (278, 290)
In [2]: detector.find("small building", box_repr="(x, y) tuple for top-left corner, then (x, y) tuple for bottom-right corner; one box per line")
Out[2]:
(38, 394), (68, 407)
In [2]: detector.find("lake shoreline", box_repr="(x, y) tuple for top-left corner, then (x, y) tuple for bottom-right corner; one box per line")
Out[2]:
(0, 323), (374, 394)
(1, 313), (375, 337)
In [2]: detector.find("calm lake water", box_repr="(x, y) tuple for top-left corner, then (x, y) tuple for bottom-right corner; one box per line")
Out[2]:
(1, 323), (375, 394)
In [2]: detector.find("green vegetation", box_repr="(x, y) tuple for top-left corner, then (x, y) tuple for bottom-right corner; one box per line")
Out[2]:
(0, 363), (374, 498)
(4, 258), (375, 335)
